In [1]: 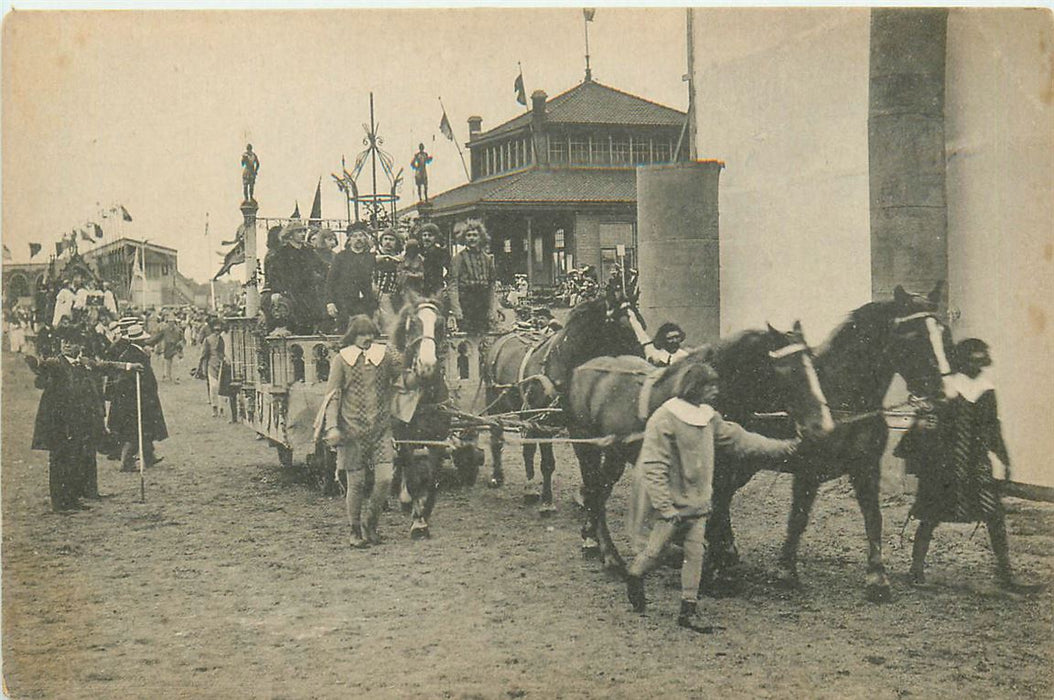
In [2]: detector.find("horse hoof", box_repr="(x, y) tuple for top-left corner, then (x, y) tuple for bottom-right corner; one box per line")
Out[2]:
(538, 503), (557, 518)
(488, 477), (504, 489)
(410, 524), (430, 540)
(523, 488), (541, 505)
(865, 583), (892, 603)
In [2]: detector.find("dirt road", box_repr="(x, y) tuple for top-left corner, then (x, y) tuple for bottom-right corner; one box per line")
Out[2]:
(3, 350), (1051, 698)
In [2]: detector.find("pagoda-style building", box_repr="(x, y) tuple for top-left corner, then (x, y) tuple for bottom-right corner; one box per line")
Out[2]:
(418, 77), (687, 286)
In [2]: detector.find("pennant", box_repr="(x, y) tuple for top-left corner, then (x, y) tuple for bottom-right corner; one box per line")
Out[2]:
(56, 240), (65, 256)
(309, 178), (322, 223)
(93, 222), (104, 239)
(213, 238), (245, 280)
(80, 229), (94, 243)
(120, 205), (133, 222)
(514, 72), (527, 107)
(291, 201), (301, 219)
(439, 110), (454, 142)
(583, 8), (595, 21)
(332, 173), (348, 194)
(29, 243), (41, 258)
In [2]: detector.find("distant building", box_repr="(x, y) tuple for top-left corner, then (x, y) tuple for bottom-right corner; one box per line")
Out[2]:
(417, 77), (687, 286)
(3, 238), (203, 310)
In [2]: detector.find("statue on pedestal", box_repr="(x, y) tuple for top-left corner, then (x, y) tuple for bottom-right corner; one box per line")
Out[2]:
(410, 143), (432, 202)
(241, 144), (261, 203)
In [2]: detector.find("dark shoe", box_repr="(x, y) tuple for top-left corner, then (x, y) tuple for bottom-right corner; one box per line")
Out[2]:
(147, 457), (164, 468)
(626, 575), (646, 613)
(677, 600), (716, 633)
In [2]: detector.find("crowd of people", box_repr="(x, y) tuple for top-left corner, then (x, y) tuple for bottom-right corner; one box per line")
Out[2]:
(262, 217), (502, 338)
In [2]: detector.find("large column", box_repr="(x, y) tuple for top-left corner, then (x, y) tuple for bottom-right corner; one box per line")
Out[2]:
(240, 200), (259, 317)
(636, 161), (723, 344)
(869, 8), (949, 302)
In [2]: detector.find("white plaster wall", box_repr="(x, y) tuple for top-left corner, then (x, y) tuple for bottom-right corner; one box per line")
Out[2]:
(945, 9), (1054, 487)
(692, 8), (873, 346)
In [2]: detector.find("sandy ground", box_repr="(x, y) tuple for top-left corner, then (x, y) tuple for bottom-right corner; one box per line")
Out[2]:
(3, 348), (1052, 699)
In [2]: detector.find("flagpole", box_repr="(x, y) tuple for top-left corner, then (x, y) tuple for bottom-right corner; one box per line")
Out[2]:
(583, 9), (593, 81)
(439, 97), (471, 181)
(206, 213), (217, 311)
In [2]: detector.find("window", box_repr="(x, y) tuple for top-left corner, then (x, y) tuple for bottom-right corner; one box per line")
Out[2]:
(569, 136), (589, 165)
(549, 137), (568, 164)
(611, 138), (630, 165)
(590, 135), (610, 165)
(653, 140), (672, 163)
(631, 137), (651, 165)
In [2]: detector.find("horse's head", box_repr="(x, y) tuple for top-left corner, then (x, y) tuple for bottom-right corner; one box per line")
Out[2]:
(763, 321), (835, 439)
(391, 295), (444, 381)
(886, 283), (954, 400)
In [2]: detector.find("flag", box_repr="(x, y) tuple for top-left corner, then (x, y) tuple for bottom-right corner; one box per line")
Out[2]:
(132, 245), (146, 280)
(332, 173), (348, 194)
(56, 240), (66, 256)
(583, 8), (595, 21)
(2, 244), (11, 262)
(439, 110), (454, 142)
(213, 238), (245, 280)
(93, 222), (104, 239)
(29, 243), (41, 258)
(120, 205), (133, 222)
(514, 72), (527, 106)
(291, 201), (301, 219)
(309, 178), (322, 223)
(80, 229), (94, 243)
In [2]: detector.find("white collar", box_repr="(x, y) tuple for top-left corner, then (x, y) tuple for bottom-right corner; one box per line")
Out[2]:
(948, 372), (995, 403)
(663, 398), (715, 426)
(340, 343), (387, 367)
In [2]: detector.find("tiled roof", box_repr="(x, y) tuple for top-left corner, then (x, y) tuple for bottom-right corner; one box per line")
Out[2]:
(427, 168), (637, 216)
(477, 79), (686, 142)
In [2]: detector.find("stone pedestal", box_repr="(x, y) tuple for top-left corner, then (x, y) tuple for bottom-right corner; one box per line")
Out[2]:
(240, 200), (259, 318)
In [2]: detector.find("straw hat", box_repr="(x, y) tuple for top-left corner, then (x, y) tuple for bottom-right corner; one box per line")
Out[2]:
(123, 323), (149, 341)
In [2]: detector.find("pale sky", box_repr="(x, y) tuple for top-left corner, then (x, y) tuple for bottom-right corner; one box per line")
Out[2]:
(2, 7), (688, 282)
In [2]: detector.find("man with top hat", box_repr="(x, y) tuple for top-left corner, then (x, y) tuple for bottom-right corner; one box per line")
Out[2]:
(105, 321), (167, 472)
(29, 325), (143, 511)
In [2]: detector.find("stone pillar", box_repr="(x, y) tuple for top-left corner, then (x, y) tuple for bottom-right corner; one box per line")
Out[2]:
(869, 8), (949, 302)
(636, 160), (723, 344)
(240, 200), (259, 318)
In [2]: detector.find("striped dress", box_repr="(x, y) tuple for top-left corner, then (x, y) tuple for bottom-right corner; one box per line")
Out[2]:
(908, 374), (1010, 523)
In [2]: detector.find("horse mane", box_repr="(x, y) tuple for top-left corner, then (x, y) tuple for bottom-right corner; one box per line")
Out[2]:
(815, 301), (896, 360)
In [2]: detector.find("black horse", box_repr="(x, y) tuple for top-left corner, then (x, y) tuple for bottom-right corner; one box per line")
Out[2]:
(707, 284), (954, 602)
(482, 275), (645, 514)
(389, 294), (449, 539)
(566, 322), (834, 575)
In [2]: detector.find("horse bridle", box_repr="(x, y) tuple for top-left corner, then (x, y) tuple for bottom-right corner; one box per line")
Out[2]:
(766, 340), (833, 421)
(891, 310), (954, 384)
(402, 300), (440, 354)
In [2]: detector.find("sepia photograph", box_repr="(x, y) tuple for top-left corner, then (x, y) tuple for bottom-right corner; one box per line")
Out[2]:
(2, 4), (1052, 698)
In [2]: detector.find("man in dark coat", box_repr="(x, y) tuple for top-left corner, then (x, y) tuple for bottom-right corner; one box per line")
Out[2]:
(105, 323), (167, 472)
(30, 326), (140, 511)
(325, 222), (377, 333)
(266, 220), (328, 335)
(417, 223), (449, 298)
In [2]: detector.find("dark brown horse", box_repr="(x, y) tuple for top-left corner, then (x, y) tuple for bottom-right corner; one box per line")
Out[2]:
(566, 323), (835, 575)
(389, 294), (449, 539)
(707, 284), (954, 602)
(482, 276), (645, 515)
